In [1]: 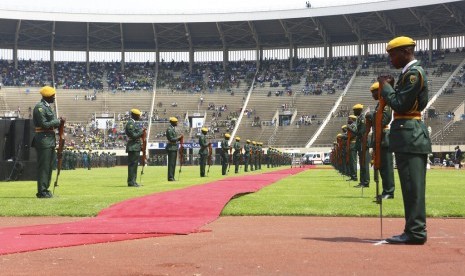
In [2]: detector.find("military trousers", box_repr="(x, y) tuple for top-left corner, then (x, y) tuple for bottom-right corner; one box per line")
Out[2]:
(221, 153), (228, 175)
(395, 152), (427, 241)
(244, 155), (250, 172)
(36, 147), (56, 196)
(167, 150), (177, 180)
(349, 144), (357, 180)
(127, 151), (140, 185)
(380, 148), (395, 196)
(199, 153), (207, 177)
(233, 154), (240, 173)
(358, 149), (370, 185)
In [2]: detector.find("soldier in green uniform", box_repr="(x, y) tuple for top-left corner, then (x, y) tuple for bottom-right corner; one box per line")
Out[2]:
(253, 141), (259, 170)
(166, 117), (183, 181)
(341, 125), (349, 177)
(380, 36), (431, 245)
(244, 139), (251, 172)
(32, 86), (64, 198)
(220, 133), (231, 175)
(125, 109), (144, 187)
(257, 142), (263, 170)
(347, 116), (358, 182)
(353, 104), (370, 188)
(198, 127), (210, 177)
(267, 147), (272, 168)
(233, 136), (242, 173)
(370, 82), (395, 199)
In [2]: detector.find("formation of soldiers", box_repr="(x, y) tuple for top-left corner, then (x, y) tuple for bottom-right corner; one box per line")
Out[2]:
(60, 149), (117, 170)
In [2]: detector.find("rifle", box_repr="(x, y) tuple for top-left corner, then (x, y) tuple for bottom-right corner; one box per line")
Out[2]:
(374, 81), (387, 239)
(140, 128), (147, 185)
(207, 143), (213, 176)
(346, 130), (351, 165)
(227, 146), (233, 173)
(178, 135), (184, 180)
(361, 116), (372, 169)
(53, 118), (65, 195)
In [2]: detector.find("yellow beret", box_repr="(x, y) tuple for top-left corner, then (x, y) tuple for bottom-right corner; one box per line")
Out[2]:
(246, 139), (251, 143)
(337, 133), (343, 137)
(353, 104), (363, 110)
(386, 36), (415, 52)
(349, 115), (357, 120)
(225, 133), (231, 138)
(341, 125), (347, 129)
(131, 109), (141, 115)
(252, 141), (257, 145)
(40, 86), (56, 97)
(370, 82), (379, 92)
(169, 117), (178, 122)
(201, 127), (208, 132)
(235, 137), (241, 141)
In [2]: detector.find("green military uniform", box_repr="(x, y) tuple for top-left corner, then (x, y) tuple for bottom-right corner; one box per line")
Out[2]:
(220, 134), (231, 175)
(253, 142), (259, 170)
(233, 137), (242, 173)
(341, 126), (349, 177)
(347, 119), (358, 182)
(354, 105), (370, 187)
(199, 128), (209, 177)
(244, 140), (251, 172)
(257, 143), (263, 170)
(125, 111), (144, 187)
(166, 117), (182, 181)
(33, 95), (61, 198)
(382, 37), (431, 244)
(267, 147), (272, 168)
(371, 101), (395, 198)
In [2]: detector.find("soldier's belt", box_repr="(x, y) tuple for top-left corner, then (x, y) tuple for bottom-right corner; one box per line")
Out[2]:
(35, 127), (54, 133)
(394, 112), (421, 120)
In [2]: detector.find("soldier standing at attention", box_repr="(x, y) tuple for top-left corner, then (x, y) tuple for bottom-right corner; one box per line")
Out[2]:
(353, 104), (370, 188)
(380, 36), (431, 245)
(370, 82), (395, 199)
(233, 136), (242, 173)
(347, 115), (358, 183)
(220, 133), (231, 175)
(198, 127), (210, 177)
(125, 109), (144, 187)
(244, 139), (251, 172)
(32, 86), (65, 198)
(166, 117), (183, 181)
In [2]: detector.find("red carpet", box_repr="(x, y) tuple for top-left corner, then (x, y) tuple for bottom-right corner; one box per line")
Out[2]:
(0, 167), (309, 255)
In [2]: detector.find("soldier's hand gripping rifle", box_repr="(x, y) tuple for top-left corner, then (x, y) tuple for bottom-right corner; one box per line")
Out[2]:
(53, 118), (66, 195)
(140, 128), (147, 185)
(374, 78), (388, 238)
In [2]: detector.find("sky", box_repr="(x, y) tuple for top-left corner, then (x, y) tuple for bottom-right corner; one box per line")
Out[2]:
(1, 0), (387, 14)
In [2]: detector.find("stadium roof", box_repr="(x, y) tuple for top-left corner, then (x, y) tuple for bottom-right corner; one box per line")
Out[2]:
(0, 0), (464, 52)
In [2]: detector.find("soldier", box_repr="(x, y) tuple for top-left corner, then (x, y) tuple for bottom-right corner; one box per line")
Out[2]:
(380, 36), (431, 245)
(253, 141), (259, 170)
(166, 117), (183, 181)
(267, 147), (272, 168)
(125, 109), (144, 187)
(353, 104), (370, 188)
(198, 127), (210, 177)
(233, 136), (242, 173)
(220, 133), (231, 175)
(244, 139), (251, 172)
(257, 142), (263, 170)
(347, 115), (358, 182)
(370, 82), (395, 199)
(341, 125), (349, 177)
(32, 85), (65, 198)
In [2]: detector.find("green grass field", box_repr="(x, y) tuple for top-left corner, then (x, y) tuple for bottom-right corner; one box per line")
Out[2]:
(0, 165), (463, 217)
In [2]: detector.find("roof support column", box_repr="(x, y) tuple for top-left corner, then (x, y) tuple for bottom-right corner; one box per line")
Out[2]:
(120, 23), (125, 72)
(51, 22), (55, 86)
(86, 23), (90, 75)
(323, 44), (328, 67)
(189, 48), (194, 73)
(364, 40), (369, 59)
(436, 34), (441, 52)
(328, 43), (333, 61)
(257, 46), (263, 69)
(428, 33), (433, 64)
(14, 20), (21, 70)
(357, 41), (362, 64)
(223, 48), (229, 71)
(289, 44), (294, 70)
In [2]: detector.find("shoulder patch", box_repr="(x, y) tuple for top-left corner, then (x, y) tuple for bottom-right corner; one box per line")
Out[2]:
(38, 107), (43, 112)
(409, 75), (417, 84)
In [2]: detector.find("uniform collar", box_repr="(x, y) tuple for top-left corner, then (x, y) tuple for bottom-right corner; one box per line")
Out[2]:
(402, 59), (418, 74)
(41, 99), (50, 107)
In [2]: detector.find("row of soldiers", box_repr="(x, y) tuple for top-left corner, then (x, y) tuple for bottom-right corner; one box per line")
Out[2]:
(60, 150), (117, 170)
(209, 130), (290, 176)
(331, 81), (395, 199)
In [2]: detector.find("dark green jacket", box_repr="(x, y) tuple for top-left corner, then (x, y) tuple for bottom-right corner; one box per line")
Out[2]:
(166, 125), (179, 152)
(381, 60), (432, 154)
(125, 119), (143, 152)
(32, 99), (60, 149)
(199, 134), (208, 155)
